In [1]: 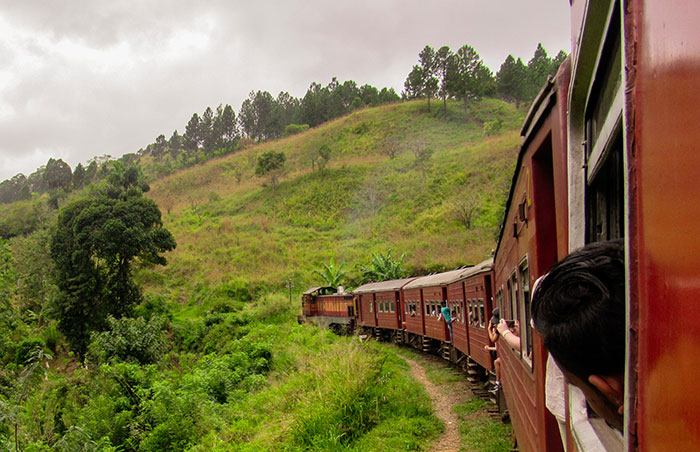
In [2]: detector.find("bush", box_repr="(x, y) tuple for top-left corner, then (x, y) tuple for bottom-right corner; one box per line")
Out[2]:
(483, 117), (503, 136)
(283, 124), (310, 137)
(15, 337), (44, 365)
(42, 322), (62, 353)
(135, 294), (172, 321)
(88, 316), (168, 365)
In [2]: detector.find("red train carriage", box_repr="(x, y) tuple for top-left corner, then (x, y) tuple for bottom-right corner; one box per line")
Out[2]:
(493, 57), (571, 452)
(402, 269), (466, 347)
(457, 259), (495, 372)
(353, 278), (416, 336)
(300, 286), (354, 331)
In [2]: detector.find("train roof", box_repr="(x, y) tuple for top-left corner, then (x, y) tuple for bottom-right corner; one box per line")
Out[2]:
(456, 258), (493, 279)
(302, 286), (336, 295)
(353, 277), (417, 294)
(403, 268), (468, 290)
(403, 258), (493, 290)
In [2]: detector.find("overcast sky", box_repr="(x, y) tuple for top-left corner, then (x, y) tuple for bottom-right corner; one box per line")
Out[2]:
(0, 1), (570, 182)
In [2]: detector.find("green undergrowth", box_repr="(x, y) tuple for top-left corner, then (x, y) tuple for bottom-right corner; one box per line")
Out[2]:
(1, 292), (445, 451)
(456, 398), (513, 452)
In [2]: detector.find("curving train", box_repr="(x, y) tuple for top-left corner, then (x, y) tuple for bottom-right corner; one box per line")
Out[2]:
(301, 1), (700, 451)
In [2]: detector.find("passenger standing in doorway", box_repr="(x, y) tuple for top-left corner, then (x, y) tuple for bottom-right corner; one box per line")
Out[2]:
(437, 302), (453, 342)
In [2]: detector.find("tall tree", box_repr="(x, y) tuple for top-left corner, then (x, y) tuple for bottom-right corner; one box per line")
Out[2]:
(418, 46), (439, 111)
(447, 45), (495, 116)
(50, 178), (175, 357)
(72, 163), (86, 189)
(497, 55), (528, 107)
(201, 107), (215, 153)
(403, 65), (424, 99)
(184, 113), (203, 151)
(435, 45), (454, 112)
(525, 43), (553, 99)
(43, 158), (72, 192)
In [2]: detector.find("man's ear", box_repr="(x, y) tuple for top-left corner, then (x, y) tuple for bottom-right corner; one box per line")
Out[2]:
(588, 374), (624, 411)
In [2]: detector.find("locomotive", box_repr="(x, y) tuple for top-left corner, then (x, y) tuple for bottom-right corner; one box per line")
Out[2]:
(302, 0), (700, 451)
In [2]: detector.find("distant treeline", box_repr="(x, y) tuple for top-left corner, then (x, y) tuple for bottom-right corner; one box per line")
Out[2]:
(404, 43), (566, 111)
(0, 42), (564, 208)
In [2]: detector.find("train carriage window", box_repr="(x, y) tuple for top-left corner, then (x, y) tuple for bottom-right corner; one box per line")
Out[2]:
(390, 300), (395, 313)
(369, 299), (373, 313)
(509, 272), (519, 323)
(478, 298), (485, 328)
(584, 3), (624, 244)
(518, 259), (533, 367)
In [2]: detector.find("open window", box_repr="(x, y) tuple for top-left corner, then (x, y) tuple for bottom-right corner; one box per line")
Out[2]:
(518, 258), (533, 367)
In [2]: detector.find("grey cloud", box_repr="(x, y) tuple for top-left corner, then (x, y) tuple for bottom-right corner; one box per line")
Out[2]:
(0, 0), (570, 181)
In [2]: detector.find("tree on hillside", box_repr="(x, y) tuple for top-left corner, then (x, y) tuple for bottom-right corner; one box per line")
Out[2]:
(72, 163), (87, 189)
(201, 106), (215, 152)
(316, 144), (332, 171)
(435, 45), (454, 113)
(551, 50), (568, 76)
(44, 158), (72, 192)
(403, 65), (425, 99)
(418, 46), (439, 111)
(447, 45), (495, 117)
(497, 55), (528, 107)
(0, 174), (31, 204)
(169, 129), (182, 150)
(184, 113), (203, 151)
(50, 180), (175, 357)
(255, 150), (286, 193)
(525, 43), (553, 99)
(313, 258), (347, 288)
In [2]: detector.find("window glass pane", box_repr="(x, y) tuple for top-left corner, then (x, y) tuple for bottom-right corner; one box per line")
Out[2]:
(479, 299), (485, 327)
(585, 7), (621, 154)
(519, 261), (532, 367)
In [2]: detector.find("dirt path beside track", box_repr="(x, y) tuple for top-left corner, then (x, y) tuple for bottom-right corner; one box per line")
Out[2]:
(402, 355), (465, 452)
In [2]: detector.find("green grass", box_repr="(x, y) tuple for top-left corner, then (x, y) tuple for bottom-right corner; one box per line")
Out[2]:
(142, 98), (524, 300)
(455, 397), (514, 452)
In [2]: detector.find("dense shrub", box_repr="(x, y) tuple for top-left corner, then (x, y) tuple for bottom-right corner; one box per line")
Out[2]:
(15, 337), (44, 365)
(88, 316), (168, 365)
(283, 123), (310, 137)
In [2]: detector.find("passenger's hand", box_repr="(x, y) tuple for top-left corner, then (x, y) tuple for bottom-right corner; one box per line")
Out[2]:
(497, 318), (509, 334)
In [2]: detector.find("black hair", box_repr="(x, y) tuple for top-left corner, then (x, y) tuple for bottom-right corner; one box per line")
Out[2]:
(532, 239), (625, 381)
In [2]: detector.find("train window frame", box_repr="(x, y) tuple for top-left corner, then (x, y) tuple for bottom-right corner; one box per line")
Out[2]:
(518, 257), (533, 368)
(509, 271), (519, 324)
(390, 300), (395, 313)
(369, 299), (373, 313)
(478, 298), (485, 328)
(568, 1), (627, 451)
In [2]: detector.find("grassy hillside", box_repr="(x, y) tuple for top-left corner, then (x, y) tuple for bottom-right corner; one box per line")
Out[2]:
(144, 98), (524, 298)
(1, 97), (522, 452)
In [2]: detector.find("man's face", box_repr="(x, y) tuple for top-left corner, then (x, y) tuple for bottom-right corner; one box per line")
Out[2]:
(560, 367), (624, 431)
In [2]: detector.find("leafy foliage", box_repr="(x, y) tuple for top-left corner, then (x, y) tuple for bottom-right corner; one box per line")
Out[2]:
(312, 258), (348, 288)
(88, 316), (168, 365)
(358, 251), (407, 283)
(255, 150), (286, 192)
